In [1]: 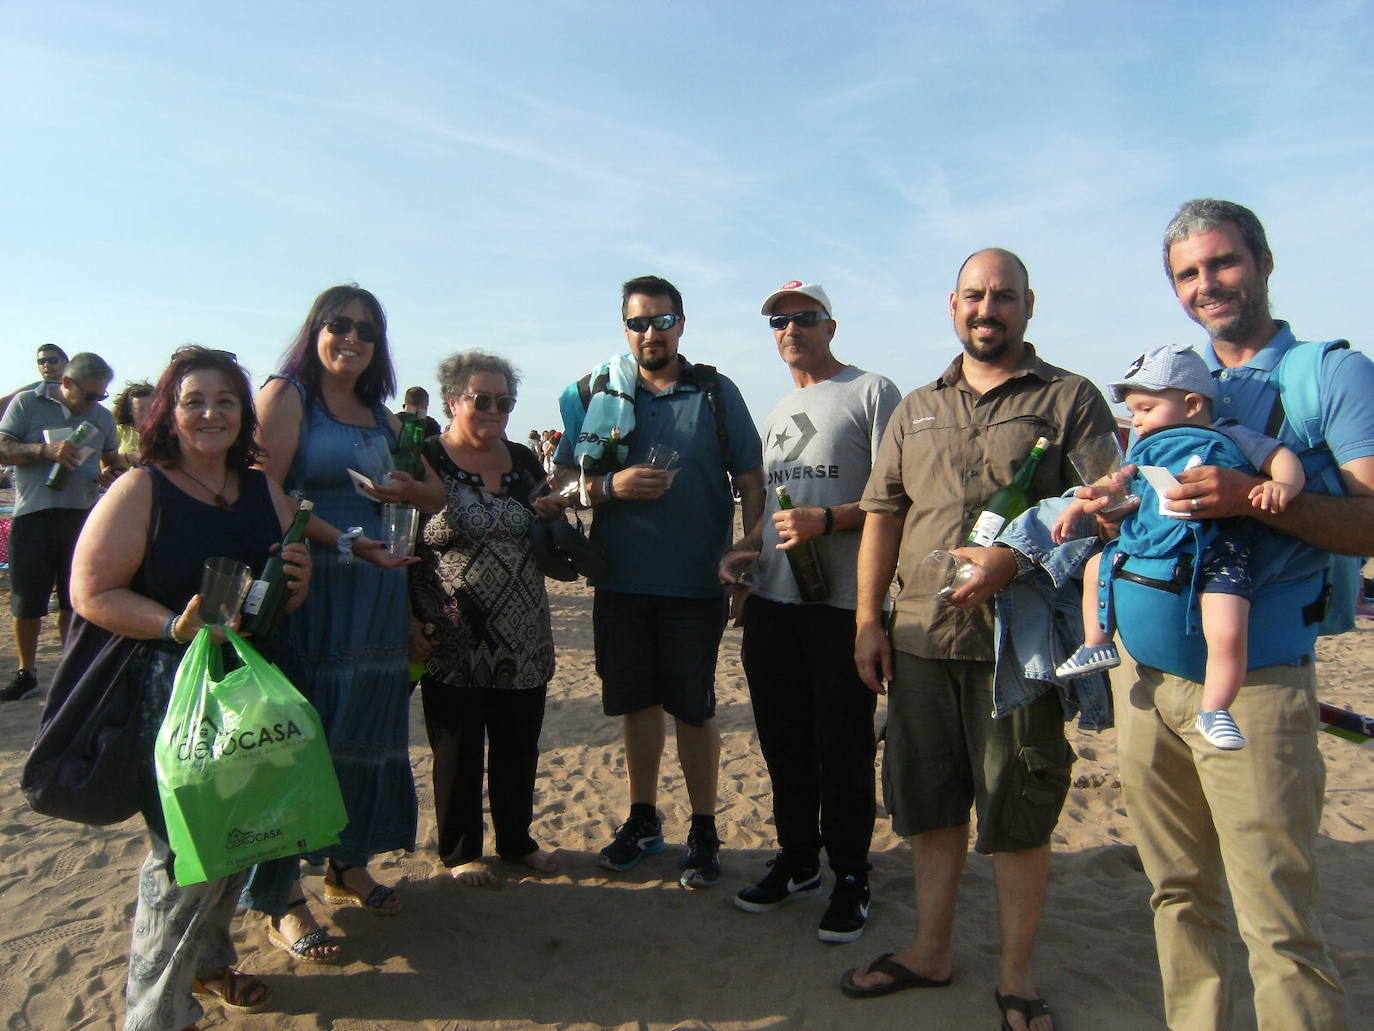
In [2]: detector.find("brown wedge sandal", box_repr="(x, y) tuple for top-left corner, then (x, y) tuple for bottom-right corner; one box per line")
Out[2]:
(192, 966), (272, 1012)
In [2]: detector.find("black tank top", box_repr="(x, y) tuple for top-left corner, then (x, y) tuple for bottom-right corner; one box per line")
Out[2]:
(132, 467), (283, 612)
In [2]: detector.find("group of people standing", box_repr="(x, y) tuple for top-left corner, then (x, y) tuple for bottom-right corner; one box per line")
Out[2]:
(0, 194), (1367, 1031)
(533, 198), (1368, 1031)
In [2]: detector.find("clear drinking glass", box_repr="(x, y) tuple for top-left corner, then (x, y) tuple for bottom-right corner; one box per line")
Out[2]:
(200, 557), (253, 626)
(915, 549), (982, 600)
(1068, 431), (1138, 514)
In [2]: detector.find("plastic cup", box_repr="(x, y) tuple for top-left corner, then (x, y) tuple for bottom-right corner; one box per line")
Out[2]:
(200, 557), (252, 627)
(352, 436), (395, 485)
(384, 503), (419, 559)
(915, 550), (981, 600)
(647, 443), (680, 471)
(646, 443), (680, 487)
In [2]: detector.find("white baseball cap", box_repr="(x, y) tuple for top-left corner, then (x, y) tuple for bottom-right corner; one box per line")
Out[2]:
(760, 281), (833, 317)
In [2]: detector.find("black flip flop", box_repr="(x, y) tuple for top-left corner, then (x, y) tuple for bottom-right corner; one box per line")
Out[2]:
(995, 989), (1053, 1030)
(840, 952), (953, 998)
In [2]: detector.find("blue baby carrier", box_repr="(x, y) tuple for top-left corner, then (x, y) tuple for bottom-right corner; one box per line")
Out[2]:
(1097, 339), (1356, 683)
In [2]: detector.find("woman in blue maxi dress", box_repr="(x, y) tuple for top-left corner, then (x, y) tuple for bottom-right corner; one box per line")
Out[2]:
(243, 285), (442, 962)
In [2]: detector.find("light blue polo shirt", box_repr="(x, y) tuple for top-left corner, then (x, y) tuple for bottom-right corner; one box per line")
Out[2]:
(1201, 321), (1374, 588)
(556, 357), (762, 598)
(1204, 322), (1374, 470)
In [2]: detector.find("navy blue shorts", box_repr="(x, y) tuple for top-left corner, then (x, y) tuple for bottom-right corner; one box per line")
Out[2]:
(1200, 521), (1264, 600)
(592, 590), (728, 726)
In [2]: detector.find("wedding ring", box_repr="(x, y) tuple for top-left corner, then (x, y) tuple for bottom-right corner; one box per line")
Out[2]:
(1191, 498), (1200, 511)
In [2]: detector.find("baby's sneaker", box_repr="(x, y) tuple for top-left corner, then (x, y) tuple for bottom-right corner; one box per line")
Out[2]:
(1054, 643), (1121, 680)
(1198, 708), (1247, 750)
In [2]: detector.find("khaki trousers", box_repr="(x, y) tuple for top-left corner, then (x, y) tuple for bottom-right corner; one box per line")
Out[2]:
(1111, 658), (1348, 1031)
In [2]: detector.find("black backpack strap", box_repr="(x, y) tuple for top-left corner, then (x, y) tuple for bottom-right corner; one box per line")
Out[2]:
(679, 361), (731, 469)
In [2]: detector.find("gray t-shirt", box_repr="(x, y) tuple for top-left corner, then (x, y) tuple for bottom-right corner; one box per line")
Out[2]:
(0, 390), (117, 516)
(755, 365), (901, 609)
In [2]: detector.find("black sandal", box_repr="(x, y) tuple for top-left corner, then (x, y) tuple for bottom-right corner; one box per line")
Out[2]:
(995, 989), (1053, 1031)
(266, 897), (344, 964)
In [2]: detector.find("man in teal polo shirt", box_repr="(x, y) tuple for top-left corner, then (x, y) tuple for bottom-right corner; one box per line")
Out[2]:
(554, 275), (763, 888)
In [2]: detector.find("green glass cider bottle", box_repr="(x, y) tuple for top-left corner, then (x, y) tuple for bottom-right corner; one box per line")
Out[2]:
(242, 498), (314, 638)
(393, 414), (427, 480)
(775, 486), (828, 603)
(965, 436), (1049, 546)
(45, 420), (99, 490)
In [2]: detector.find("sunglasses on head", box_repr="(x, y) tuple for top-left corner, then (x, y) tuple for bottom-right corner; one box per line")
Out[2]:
(37, 355), (64, 365)
(624, 313), (681, 333)
(171, 346), (239, 364)
(323, 315), (382, 344)
(767, 311), (829, 330)
(461, 391), (517, 414)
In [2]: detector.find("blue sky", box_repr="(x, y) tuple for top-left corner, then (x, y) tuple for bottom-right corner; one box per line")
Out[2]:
(4, 1), (1372, 436)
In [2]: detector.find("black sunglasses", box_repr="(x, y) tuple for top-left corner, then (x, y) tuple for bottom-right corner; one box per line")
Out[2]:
(767, 311), (829, 330)
(624, 313), (681, 333)
(323, 315), (382, 344)
(461, 390), (517, 414)
(83, 389), (109, 402)
(36, 355), (64, 365)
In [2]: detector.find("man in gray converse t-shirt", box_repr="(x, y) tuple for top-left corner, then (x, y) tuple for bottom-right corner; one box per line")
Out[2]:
(720, 280), (899, 943)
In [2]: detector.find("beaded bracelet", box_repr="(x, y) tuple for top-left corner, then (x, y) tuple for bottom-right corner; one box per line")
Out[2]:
(163, 613), (191, 644)
(822, 506), (834, 535)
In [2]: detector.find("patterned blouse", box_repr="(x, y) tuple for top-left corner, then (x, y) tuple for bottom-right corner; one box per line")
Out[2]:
(409, 438), (555, 691)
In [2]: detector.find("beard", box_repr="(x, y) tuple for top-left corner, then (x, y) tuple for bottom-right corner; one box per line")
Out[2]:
(960, 318), (1015, 362)
(1203, 289), (1270, 344)
(637, 352), (673, 372)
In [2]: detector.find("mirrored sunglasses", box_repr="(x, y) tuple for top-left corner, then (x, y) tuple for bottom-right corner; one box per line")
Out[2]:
(624, 313), (681, 333)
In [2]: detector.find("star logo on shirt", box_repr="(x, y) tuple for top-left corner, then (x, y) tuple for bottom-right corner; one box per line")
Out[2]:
(774, 413), (817, 462)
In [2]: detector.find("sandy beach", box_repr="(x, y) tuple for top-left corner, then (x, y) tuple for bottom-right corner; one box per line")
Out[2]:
(2, 568), (1372, 1031)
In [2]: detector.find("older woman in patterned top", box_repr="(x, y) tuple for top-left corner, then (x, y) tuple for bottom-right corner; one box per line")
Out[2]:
(408, 350), (562, 885)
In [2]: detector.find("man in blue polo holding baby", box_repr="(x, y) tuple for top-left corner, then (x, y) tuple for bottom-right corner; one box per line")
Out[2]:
(1051, 343), (1306, 751)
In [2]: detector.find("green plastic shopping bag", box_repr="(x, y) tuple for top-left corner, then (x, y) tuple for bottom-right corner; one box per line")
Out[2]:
(154, 627), (347, 885)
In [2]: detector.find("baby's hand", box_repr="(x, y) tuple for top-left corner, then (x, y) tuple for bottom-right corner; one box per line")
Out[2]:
(1249, 480), (1294, 513)
(1052, 500), (1088, 544)
(1051, 513), (1074, 545)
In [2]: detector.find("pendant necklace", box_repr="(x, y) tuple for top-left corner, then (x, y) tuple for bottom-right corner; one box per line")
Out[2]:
(177, 465), (232, 511)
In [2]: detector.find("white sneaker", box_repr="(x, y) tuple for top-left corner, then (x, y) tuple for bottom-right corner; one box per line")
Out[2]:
(1054, 643), (1120, 679)
(1198, 708), (1247, 750)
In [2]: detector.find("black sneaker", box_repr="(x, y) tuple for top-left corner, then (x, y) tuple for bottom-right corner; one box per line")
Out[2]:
(734, 854), (822, 913)
(818, 873), (870, 943)
(0, 669), (39, 703)
(679, 825), (722, 889)
(598, 810), (666, 871)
